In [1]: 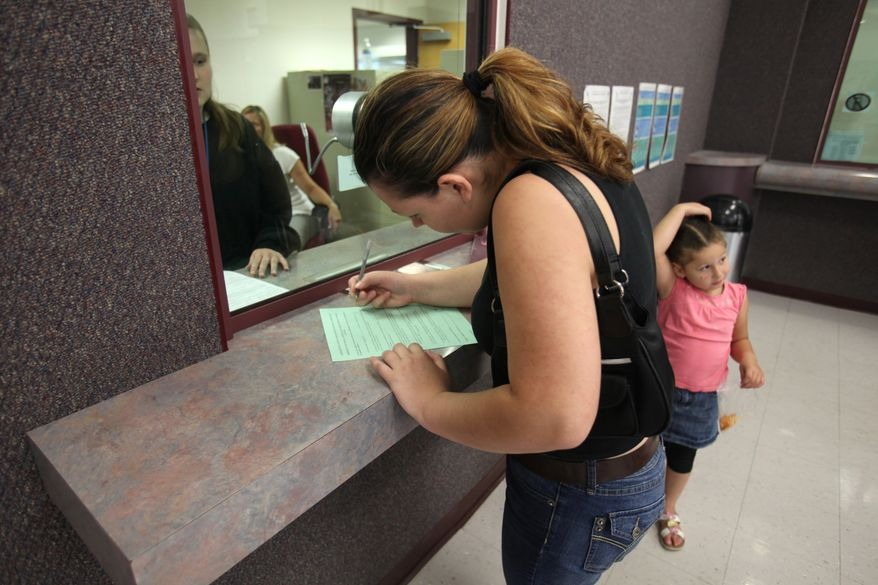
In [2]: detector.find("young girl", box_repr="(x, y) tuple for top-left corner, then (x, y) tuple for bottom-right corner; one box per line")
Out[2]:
(653, 202), (765, 551)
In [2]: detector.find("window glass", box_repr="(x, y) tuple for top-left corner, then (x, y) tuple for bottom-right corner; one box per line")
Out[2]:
(183, 0), (473, 313)
(821, 0), (878, 165)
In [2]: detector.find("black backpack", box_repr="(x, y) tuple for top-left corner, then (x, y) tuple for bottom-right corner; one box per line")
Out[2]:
(485, 160), (674, 438)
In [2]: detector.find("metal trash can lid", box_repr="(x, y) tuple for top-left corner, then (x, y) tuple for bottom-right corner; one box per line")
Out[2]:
(699, 194), (752, 232)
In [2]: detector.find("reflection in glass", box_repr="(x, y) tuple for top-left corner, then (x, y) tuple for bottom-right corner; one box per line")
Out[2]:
(821, 0), (878, 165)
(183, 0), (470, 312)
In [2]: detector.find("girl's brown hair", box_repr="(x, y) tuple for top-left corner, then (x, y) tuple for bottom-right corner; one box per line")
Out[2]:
(666, 217), (727, 264)
(187, 14), (243, 152)
(353, 47), (632, 197)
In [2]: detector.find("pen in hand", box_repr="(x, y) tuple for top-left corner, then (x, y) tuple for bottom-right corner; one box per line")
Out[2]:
(353, 238), (372, 295)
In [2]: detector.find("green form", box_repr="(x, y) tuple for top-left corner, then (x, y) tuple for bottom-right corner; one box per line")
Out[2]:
(319, 304), (478, 362)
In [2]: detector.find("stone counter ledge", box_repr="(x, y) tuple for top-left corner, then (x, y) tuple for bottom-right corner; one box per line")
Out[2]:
(27, 245), (491, 585)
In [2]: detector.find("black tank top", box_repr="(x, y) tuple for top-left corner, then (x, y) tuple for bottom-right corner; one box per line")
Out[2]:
(471, 168), (657, 460)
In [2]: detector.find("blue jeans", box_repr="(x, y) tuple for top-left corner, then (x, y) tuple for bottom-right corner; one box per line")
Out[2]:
(502, 443), (666, 585)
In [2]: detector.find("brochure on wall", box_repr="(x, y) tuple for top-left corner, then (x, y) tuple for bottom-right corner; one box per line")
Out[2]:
(661, 86), (685, 164)
(584, 85), (611, 125)
(609, 85), (634, 143)
(648, 84), (673, 168)
(631, 82), (657, 174)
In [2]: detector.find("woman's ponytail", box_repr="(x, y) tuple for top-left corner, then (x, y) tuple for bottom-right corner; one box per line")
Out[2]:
(480, 47), (633, 183)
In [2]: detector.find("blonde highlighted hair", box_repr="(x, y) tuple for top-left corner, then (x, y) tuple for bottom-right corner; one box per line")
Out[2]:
(241, 105), (278, 149)
(353, 47), (632, 197)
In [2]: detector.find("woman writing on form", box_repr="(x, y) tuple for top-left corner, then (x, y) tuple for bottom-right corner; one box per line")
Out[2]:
(348, 48), (666, 584)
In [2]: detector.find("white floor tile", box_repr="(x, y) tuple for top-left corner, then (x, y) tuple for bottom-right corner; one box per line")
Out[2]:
(458, 480), (505, 550)
(724, 532), (841, 585)
(607, 544), (713, 584)
(409, 293), (878, 585)
(409, 529), (505, 585)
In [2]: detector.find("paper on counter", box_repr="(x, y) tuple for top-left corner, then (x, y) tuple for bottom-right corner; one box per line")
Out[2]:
(320, 304), (477, 362)
(223, 270), (290, 312)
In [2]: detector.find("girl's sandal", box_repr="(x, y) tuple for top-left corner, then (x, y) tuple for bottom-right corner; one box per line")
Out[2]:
(658, 513), (685, 551)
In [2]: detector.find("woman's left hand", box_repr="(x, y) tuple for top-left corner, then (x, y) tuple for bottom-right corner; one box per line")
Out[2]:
(247, 248), (290, 277)
(370, 343), (449, 422)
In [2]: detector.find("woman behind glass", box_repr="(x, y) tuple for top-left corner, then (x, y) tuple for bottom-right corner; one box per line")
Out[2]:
(188, 14), (296, 276)
(348, 48), (666, 584)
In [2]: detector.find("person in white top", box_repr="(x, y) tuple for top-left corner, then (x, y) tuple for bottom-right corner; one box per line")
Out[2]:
(242, 105), (342, 248)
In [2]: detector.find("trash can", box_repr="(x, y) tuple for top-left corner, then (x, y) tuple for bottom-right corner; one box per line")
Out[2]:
(699, 194), (752, 283)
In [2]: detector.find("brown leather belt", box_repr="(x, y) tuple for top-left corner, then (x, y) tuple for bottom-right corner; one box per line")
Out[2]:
(513, 435), (660, 485)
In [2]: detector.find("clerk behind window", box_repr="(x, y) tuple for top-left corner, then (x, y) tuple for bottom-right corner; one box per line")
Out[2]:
(188, 14), (297, 277)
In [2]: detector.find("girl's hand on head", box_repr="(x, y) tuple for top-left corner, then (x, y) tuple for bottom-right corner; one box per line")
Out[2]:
(369, 343), (449, 423)
(247, 248), (290, 277)
(348, 270), (414, 308)
(678, 202), (713, 221)
(739, 362), (765, 388)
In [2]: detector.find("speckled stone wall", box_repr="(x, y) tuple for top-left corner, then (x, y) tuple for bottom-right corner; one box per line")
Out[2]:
(1, 2), (222, 583)
(507, 0), (733, 222)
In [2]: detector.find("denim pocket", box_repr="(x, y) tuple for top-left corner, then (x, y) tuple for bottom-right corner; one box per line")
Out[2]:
(582, 495), (664, 572)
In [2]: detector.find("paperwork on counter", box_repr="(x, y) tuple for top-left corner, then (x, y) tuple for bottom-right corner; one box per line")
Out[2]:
(320, 304), (477, 362)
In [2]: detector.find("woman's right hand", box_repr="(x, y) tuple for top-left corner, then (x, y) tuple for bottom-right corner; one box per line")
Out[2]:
(348, 270), (415, 308)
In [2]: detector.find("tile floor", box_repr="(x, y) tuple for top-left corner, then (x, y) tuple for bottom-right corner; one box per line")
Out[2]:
(410, 291), (878, 585)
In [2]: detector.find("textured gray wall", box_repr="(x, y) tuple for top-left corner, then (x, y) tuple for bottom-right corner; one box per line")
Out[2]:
(507, 0), (733, 222)
(1, 2), (223, 583)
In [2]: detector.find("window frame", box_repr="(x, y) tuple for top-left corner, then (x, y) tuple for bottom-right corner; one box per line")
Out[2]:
(171, 0), (502, 344)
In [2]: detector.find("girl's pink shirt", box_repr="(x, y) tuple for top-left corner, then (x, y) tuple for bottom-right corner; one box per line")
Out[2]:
(658, 278), (747, 392)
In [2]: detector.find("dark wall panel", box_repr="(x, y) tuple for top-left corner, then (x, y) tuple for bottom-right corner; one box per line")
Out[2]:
(1, 2), (222, 583)
(704, 0), (807, 155)
(508, 0), (733, 221)
(705, 0), (860, 161)
(772, 0), (861, 162)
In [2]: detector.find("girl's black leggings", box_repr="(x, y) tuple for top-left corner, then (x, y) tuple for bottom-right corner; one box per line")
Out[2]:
(664, 440), (697, 473)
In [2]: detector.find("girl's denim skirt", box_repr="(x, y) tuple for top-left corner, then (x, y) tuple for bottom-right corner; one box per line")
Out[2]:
(662, 387), (719, 449)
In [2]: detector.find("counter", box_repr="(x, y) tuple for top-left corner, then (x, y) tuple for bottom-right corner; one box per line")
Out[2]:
(27, 245), (492, 585)
(743, 160), (878, 313)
